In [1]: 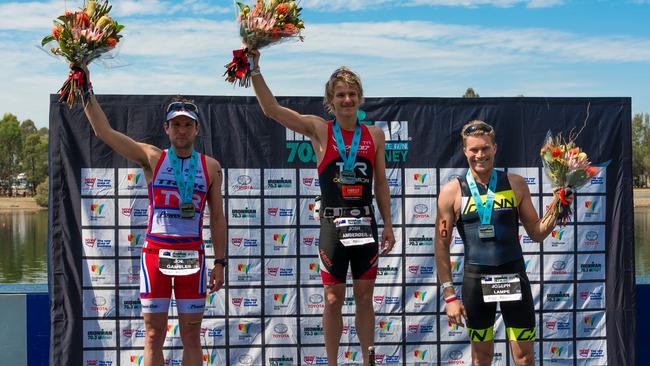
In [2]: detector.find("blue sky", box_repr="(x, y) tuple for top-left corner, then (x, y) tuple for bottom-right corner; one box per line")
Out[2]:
(1, 0), (649, 128)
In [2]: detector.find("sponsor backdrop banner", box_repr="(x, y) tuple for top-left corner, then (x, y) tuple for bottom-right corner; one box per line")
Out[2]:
(49, 95), (634, 365)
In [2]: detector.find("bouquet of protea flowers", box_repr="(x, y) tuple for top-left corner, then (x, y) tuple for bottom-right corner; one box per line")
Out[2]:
(41, 0), (124, 108)
(540, 131), (600, 226)
(224, 0), (305, 87)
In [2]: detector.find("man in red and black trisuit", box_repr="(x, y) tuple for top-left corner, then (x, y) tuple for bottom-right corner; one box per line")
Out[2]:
(250, 49), (396, 366)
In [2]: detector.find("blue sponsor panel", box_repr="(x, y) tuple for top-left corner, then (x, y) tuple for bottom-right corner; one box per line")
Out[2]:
(264, 228), (297, 256)
(543, 254), (575, 282)
(576, 225), (606, 252)
(300, 318), (325, 345)
(264, 288), (297, 316)
(542, 312), (574, 339)
(405, 315), (437, 342)
(576, 282), (606, 309)
(299, 169), (320, 196)
(229, 347), (263, 366)
(228, 318), (263, 346)
(83, 289), (116, 318)
(375, 316), (403, 343)
(228, 198), (262, 226)
(576, 196), (606, 223)
(543, 225), (575, 252)
(227, 168), (261, 196)
(84, 350), (117, 365)
(81, 168), (115, 196)
(228, 228), (261, 257)
(373, 285), (403, 314)
(264, 257), (298, 285)
(81, 198), (115, 227)
(118, 198), (149, 226)
(118, 168), (148, 196)
(228, 258), (262, 286)
(440, 344), (472, 365)
(82, 229), (116, 257)
(264, 198), (297, 226)
(404, 168), (437, 195)
(300, 346), (329, 365)
(264, 318), (297, 345)
(404, 197), (436, 225)
(541, 341), (574, 365)
(264, 168), (297, 196)
(577, 253), (606, 281)
(404, 256), (436, 284)
(265, 347), (298, 366)
(404, 227), (435, 255)
(228, 288), (262, 316)
(576, 339), (607, 366)
(543, 283), (574, 311)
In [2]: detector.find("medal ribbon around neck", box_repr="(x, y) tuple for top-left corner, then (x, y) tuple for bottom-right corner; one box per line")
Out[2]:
(466, 170), (498, 225)
(332, 119), (362, 173)
(167, 147), (198, 206)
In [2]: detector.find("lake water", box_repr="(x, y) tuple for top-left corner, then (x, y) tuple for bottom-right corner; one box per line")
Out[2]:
(0, 208), (649, 283)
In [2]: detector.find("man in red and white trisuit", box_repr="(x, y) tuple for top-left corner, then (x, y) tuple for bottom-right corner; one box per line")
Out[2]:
(250, 50), (396, 366)
(82, 66), (226, 366)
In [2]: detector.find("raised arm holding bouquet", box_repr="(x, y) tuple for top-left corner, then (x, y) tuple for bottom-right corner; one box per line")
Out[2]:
(41, 0), (124, 108)
(224, 0), (304, 87)
(540, 131), (601, 226)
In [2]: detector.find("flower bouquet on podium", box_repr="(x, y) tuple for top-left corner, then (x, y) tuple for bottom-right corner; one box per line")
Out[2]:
(540, 131), (600, 226)
(224, 0), (305, 87)
(40, 0), (124, 107)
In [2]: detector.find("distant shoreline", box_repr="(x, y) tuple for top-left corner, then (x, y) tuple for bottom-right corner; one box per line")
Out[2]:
(0, 197), (45, 211)
(1, 193), (650, 210)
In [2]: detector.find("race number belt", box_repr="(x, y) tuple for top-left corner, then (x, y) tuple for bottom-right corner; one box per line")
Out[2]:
(157, 249), (201, 276)
(321, 206), (373, 218)
(480, 273), (522, 302)
(334, 217), (375, 247)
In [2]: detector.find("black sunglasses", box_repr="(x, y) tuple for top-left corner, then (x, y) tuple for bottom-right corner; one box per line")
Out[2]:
(463, 123), (493, 136)
(166, 102), (199, 114)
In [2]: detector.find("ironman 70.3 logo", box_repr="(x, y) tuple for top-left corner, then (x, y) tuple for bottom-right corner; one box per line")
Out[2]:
(285, 110), (410, 163)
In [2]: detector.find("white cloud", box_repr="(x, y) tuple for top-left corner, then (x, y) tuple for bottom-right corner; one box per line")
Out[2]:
(2, 17), (650, 128)
(300, 0), (564, 11)
(0, 0), (230, 30)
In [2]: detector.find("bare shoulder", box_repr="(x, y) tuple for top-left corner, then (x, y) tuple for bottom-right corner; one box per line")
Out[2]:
(506, 172), (528, 192)
(205, 156), (223, 174)
(439, 178), (461, 199)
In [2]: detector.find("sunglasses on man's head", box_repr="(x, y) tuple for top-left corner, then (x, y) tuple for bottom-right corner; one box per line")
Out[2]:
(166, 102), (198, 114)
(463, 123), (493, 136)
(330, 69), (356, 79)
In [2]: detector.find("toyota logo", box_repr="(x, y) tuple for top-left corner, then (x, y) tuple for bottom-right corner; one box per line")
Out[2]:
(92, 297), (107, 306)
(237, 175), (252, 185)
(414, 204), (429, 214)
(273, 323), (288, 333)
(586, 231), (599, 241)
(309, 294), (324, 304)
(447, 174), (462, 183)
(552, 261), (567, 270)
(449, 350), (463, 360)
(238, 354), (253, 364)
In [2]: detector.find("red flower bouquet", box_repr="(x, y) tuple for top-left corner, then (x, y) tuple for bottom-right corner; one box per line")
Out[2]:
(41, 0), (124, 108)
(540, 131), (601, 226)
(224, 0), (305, 87)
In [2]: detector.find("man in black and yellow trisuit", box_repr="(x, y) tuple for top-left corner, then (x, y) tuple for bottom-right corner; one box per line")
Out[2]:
(435, 120), (571, 366)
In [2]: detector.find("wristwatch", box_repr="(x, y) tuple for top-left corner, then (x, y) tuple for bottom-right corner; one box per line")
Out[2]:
(213, 258), (228, 267)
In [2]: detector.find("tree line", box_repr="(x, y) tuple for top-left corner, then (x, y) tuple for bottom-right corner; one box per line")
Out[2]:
(0, 105), (647, 206)
(0, 113), (49, 202)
